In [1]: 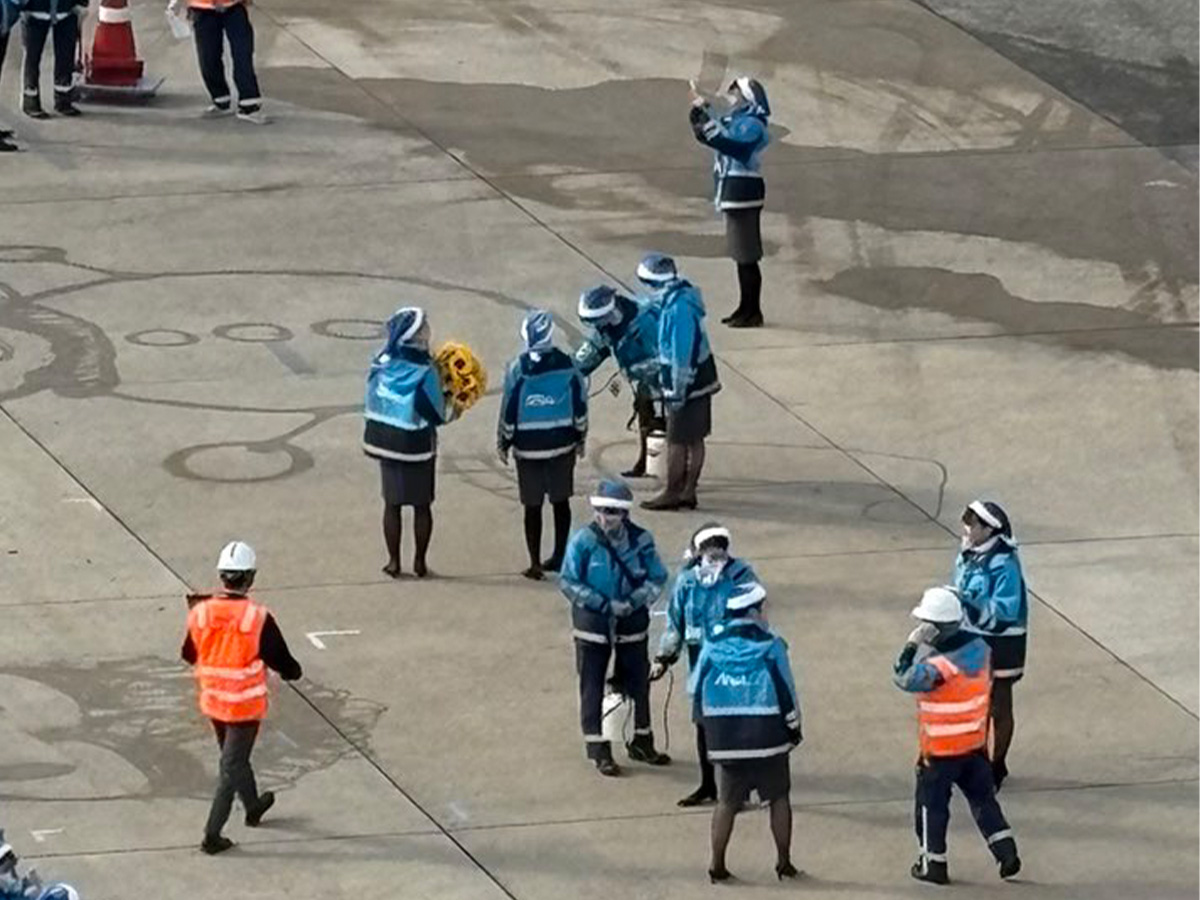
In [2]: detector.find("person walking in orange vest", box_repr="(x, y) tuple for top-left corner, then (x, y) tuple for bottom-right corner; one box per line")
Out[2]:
(167, 0), (265, 123)
(893, 586), (1020, 886)
(182, 540), (302, 855)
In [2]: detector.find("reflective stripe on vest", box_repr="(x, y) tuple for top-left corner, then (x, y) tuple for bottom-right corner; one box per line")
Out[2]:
(916, 653), (990, 758)
(188, 596), (268, 723)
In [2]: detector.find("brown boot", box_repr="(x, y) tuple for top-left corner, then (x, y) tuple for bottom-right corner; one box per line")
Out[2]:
(641, 442), (687, 510)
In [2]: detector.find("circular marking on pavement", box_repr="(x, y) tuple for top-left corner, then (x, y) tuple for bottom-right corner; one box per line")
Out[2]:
(213, 322), (294, 343)
(311, 318), (385, 341)
(125, 328), (201, 347)
(163, 441), (314, 483)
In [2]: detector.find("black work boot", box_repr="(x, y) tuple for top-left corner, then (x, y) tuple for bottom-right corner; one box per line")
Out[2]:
(200, 835), (235, 855)
(244, 791), (275, 827)
(626, 733), (671, 765)
(910, 859), (949, 885)
(54, 89), (82, 116)
(677, 785), (717, 807)
(991, 835), (1020, 879)
(588, 741), (621, 776)
(22, 93), (49, 120)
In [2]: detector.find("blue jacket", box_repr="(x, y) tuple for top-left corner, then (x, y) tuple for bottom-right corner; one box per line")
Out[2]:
(689, 619), (800, 759)
(893, 631), (991, 693)
(574, 294), (662, 394)
(658, 557), (758, 666)
(953, 542), (1028, 637)
(363, 345), (447, 462)
(560, 522), (668, 642)
(497, 348), (587, 459)
(655, 279), (720, 408)
(690, 103), (769, 211)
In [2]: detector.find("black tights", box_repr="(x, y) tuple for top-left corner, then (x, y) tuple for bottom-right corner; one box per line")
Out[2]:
(736, 262), (762, 317)
(523, 500), (572, 567)
(382, 504), (433, 576)
(710, 796), (792, 874)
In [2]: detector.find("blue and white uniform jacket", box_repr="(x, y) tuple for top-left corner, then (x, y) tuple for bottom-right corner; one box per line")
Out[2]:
(658, 558), (758, 667)
(689, 103), (769, 211)
(497, 347), (587, 459)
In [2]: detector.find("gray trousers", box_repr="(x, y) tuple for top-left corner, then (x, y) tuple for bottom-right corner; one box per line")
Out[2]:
(205, 720), (260, 839)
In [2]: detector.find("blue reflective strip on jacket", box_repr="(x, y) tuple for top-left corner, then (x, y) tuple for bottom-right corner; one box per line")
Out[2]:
(954, 548), (1028, 635)
(558, 523), (668, 615)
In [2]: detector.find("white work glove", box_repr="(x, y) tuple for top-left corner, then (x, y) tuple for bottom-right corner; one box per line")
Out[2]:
(906, 622), (940, 647)
(648, 660), (668, 682)
(610, 600), (633, 618)
(496, 445), (509, 466)
(167, 0), (180, 12)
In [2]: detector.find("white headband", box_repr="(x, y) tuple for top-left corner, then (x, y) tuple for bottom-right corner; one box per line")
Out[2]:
(693, 526), (730, 549)
(968, 500), (1003, 530)
(636, 261), (675, 283)
(579, 294), (616, 319)
(590, 496), (632, 510)
(394, 308), (425, 343)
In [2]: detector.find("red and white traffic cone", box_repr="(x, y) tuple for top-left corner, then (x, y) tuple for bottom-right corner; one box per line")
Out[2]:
(81, 0), (164, 101)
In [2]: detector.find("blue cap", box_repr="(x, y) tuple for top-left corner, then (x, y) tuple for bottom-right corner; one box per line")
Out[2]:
(522, 309), (555, 350)
(589, 478), (634, 510)
(578, 285), (619, 320)
(385, 306), (426, 353)
(636, 253), (678, 286)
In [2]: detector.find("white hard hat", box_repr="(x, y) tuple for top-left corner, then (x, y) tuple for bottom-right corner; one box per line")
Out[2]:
(217, 540), (257, 572)
(911, 586), (962, 624)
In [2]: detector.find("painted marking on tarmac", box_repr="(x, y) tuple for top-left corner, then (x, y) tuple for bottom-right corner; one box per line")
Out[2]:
(63, 497), (104, 512)
(1145, 179), (1181, 188)
(274, 730), (300, 749)
(306, 630), (361, 650)
(30, 829), (64, 843)
(446, 802), (470, 824)
(266, 342), (318, 375)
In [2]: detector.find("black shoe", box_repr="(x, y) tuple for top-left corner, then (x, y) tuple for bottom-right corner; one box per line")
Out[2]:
(0, 138), (18, 153)
(54, 103), (82, 117)
(621, 463), (648, 478)
(708, 867), (733, 883)
(720, 309), (746, 324)
(541, 556), (563, 573)
(200, 835), (235, 855)
(23, 103), (49, 121)
(775, 861), (801, 880)
(595, 758), (621, 777)
(992, 759), (1009, 792)
(626, 735), (671, 765)
(910, 860), (949, 885)
(680, 497), (698, 510)
(0, 128), (13, 139)
(998, 854), (1021, 880)
(640, 493), (684, 511)
(677, 786), (717, 807)
(521, 565), (544, 581)
(728, 311), (764, 329)
(244, 791), (274, 827)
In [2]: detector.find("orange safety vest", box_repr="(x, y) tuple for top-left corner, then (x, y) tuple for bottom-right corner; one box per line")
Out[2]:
(916, 651), (991, 758)
(188, 595), (269, 723)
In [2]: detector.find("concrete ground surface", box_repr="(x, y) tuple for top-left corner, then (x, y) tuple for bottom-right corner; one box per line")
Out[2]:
(0, 0), (1196, 898)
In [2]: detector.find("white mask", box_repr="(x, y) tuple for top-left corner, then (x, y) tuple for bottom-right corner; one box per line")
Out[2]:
(697, 554), (727, 587)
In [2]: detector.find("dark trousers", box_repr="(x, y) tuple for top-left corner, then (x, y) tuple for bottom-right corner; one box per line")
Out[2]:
(22, 13), (78, 105)
(915, 752), (1016, 865)
(205, 720), (261, 839)
(576, 608), (651, 760)
(192, 4), (260, 110)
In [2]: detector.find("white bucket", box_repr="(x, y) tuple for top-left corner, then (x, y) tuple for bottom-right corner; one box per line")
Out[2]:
(601, 691), (628, 744)
(165, 9), (191, 39)
(645, 430), (667, 480)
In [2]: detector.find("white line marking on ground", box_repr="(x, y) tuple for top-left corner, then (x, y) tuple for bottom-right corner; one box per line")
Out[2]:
(305, 630), (361, 650)
(30, 829), (64, 843)
(63, 497), (104, 512)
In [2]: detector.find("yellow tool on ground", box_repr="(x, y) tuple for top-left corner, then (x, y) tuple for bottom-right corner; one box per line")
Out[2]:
(435, 342), (487, 416)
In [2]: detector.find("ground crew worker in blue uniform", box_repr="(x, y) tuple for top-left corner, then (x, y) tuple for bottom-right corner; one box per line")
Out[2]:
(894, 586), (1021, 885)
(689, 76), (771, 328)
(559, 478), (670, 776)
(954, 500), (1028, 790)
(650, 521), (758, 806)
(497, 310), (588, 580)
(637, 254), (721, 511)
(21, 0), (86, 119)
(689, 581), (802, 882)
(363, 307), (452, 579)
(182, 541), (303, 855)
(574, 285), (664, 478)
